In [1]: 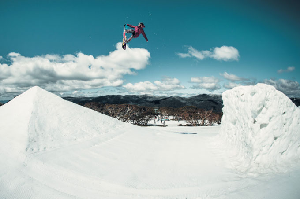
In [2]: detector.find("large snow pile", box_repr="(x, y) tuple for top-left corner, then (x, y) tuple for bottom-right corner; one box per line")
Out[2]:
(220, 83), (300, 172)
(0, 86), (130, 165)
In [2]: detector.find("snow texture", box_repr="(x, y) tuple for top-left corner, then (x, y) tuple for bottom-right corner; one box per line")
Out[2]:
(0, 86), (131, 168)
(1, 86), (300, 198)
(220, 83), (300, 172)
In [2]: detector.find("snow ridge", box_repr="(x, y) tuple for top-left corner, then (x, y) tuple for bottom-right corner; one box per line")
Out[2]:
(0, 86), (128, 161)
(0, 86), (38, 163)
(220, 83), (300, 172)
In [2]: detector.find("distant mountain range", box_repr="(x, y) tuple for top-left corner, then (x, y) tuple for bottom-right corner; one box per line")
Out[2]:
(64, 94), (300, 114)
(291, 98), (300, 107)
(1, 94), (298, 112)
(64, 94), (223, 113)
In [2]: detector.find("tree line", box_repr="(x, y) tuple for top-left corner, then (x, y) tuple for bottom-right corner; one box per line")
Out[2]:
(83, 102), (222, 126)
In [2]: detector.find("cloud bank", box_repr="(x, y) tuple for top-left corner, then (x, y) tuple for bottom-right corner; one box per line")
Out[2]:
(177, 46), (240, 61)
(220, 72), (249, 81)
(277, 66), (295, 74)
(0, 43), (150, 94)
(123, 77), (185, 95)
(191, 76), (221, 91)
(220, 72), (254, 89)
(218, 72), (300, 97)
(264, 79), (300, 97)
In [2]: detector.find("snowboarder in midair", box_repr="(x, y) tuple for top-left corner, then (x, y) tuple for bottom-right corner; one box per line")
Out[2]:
(124, 22), (148, 44)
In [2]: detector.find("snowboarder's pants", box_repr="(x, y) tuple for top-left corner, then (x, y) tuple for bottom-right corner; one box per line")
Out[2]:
(125, 29), (135, 43)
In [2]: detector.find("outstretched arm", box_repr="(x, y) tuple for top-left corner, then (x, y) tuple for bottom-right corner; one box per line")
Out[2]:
(127, 24), (135, 28)
(141, 30), (148, 42)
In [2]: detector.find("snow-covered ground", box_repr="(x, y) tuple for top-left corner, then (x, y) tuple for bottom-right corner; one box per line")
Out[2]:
(0, 86), (300, 199)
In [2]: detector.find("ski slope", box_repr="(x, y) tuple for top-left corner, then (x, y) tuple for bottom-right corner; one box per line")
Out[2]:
(0, 86), (300, 199)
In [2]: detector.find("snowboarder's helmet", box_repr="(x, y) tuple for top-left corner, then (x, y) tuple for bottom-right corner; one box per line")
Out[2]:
(139, 22), (145, 27)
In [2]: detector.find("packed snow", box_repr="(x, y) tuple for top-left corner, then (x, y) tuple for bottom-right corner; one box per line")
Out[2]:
(220, 83), (300, 173)
(0, 85), (299, 199)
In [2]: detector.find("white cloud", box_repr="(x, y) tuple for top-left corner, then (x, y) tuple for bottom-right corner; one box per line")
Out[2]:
(277, 66), (295, 74)
(220, 72), (256, 91)
(211, 46), (239, 61)
(123, 77), (185, 95)
(0, 56), (3, 60)
(191, 76), (221, 91)
(177, 46), (239, 61)
(264, 79), (300, 97)
(0, 43), (150, 95)
(220, 72), (249, 81)
(177, 53), (191, 58)
(187, 47), (206, 60)
(224, 82), (241, 89)
(8, 52), (21, 57)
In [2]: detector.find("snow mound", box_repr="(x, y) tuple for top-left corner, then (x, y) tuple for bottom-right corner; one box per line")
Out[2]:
(220, 83), (300, 172)
(0, 86), (129, 163)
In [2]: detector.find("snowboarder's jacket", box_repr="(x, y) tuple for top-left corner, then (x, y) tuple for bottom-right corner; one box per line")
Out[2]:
(127, 24), (148, 41)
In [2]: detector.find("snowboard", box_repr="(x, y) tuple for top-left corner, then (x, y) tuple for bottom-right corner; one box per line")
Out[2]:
(122, 25), (127, 50)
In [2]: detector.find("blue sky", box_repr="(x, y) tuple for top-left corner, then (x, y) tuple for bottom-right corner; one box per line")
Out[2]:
(0, 0), (299, 100)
